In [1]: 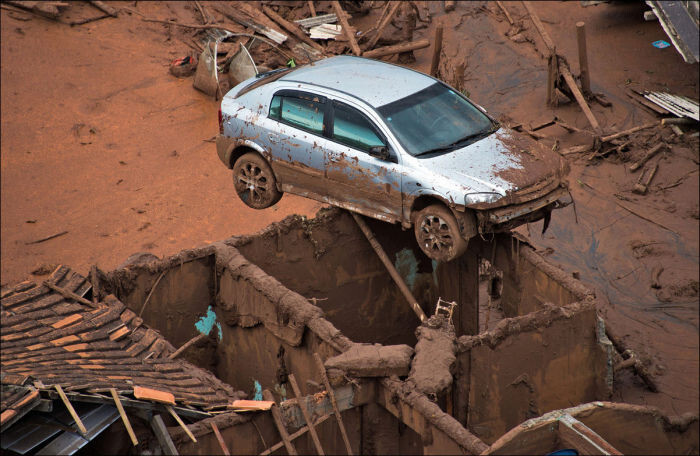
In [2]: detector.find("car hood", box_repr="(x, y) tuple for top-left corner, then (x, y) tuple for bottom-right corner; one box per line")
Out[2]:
(416, 128), (563, 195)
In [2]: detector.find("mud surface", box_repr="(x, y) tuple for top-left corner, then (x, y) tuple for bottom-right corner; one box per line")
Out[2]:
(1, 0), (697, 420)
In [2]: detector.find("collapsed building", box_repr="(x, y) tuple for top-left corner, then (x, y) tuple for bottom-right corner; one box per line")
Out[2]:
(2, 208), (698, 455)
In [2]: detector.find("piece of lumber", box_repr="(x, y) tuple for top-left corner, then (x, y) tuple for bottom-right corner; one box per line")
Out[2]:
(211, 422), (230, 455)
(55, 385), (87, 436)
(331, 1), (361, 56)
(576, 22), (591, 95)
(168, 333), (206, 359)
(362, 38), (430, 59)
(70, 13), (111, 26)
(444, 0), (455, 12)
(262, 390), (298, 456)
(629, 143), (665, 172)
(151, 414), (179, 455)
(43, 280), (98, 308)
(262, 5), (324, 52)
(90, 265), (99, 304)
(89, 0), (118, 17)
(555, 119), (591, 134)
(308, 0), (316, 17)
(521, 1), (555, 52)
(25, 230), (68, 245)
(134, 386), (176, 405)
(496, 0), (514, 25)
(314, 353), (353, 455)
(288, 374), (325, 455)
(167, 405), (197, 443)
(662, 117), (697, 126)
(632, 163), (658, 194)
(560, 66), (601, 133)
(351, 212), (426, 322)
(228, 400), (274, 411)
(110, 388), (138, 446)
(193, 0), (207, 24)
(558, 414), (622, 455)
(367, 1), (401, 49)
(600, 122), (658, 142)
(260, 413), (332, 455)
(546, 50), (558, 106)
(430, 24), (443, 77)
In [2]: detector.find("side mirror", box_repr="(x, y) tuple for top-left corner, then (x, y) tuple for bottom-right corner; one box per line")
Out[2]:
(369, 146), (390, 160)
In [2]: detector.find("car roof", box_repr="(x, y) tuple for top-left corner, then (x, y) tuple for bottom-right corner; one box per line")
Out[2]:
(278, 56), (436, 108)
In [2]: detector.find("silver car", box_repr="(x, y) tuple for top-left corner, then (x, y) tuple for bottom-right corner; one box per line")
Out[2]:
(216, 56), (570, 261)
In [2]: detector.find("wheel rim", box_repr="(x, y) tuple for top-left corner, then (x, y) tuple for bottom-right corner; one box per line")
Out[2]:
(418, 214), (454, 254)
(236, 161), (270, 204)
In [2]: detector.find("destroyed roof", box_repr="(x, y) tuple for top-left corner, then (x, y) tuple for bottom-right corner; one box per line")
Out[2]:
(0, 266), (237, 411)
(279, 55), (436, 108)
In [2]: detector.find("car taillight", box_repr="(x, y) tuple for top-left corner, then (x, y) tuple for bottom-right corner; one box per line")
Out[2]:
(218, 107), (223, 134)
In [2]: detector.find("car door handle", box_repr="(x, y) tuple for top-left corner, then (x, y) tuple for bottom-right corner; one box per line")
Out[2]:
(268, 133), (279, 143)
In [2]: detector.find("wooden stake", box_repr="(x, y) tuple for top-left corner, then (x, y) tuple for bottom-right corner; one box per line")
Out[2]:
(313, 353), (353, 455)
(363, 39), (430, 59)
(430, 24), (443, 77)
(55, 385), (87, 436)
(522, 1), (555, 52)
(110, 388), (138, 446)
(496, 1), (514, 25)
(576, 22), (591, 95)
(168, 333), (206, 360)
(546, 50), (558, 107)
(211, 422), (230, 456)
(331, 1), (362, 56)
(167, 405), (197, 443)
(351, 213), (426, 322)
(308, 0), (316, 17)
(367, 1), (401, 49)
(560, 67), (601, 133)
(288, 374), (325, 455)
(262, 390), (298, 455)
(151, 414), (179, 455)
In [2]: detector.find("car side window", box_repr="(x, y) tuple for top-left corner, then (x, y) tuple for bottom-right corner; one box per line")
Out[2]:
(275, 95), (324, 135)
(332, 101), (386, 152)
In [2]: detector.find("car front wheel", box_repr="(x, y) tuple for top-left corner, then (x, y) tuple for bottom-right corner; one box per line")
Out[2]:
(413, 204), (468, 262)
(233, 152), (282, 209)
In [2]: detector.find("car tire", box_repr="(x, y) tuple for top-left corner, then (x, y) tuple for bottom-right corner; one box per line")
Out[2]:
(232, 152), (282, 209)
(413, 204), (468, 262)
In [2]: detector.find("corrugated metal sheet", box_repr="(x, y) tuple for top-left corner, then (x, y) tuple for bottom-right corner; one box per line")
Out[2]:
(646, 1), (699, 63)
(643, 91), (700, 120)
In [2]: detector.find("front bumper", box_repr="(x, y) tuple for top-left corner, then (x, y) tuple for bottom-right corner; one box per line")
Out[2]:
(477, 185), (571, 231)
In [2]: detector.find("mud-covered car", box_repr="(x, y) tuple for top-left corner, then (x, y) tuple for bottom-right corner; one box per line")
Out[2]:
(216, 56), (571, 261)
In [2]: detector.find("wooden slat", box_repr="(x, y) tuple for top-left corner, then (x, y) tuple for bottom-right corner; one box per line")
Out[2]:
(262, 389), (298, 456)
(111, 388), (138, 446)
(288, 374), (324, 455)
(55, 384), (88, 435)
(211, 422), (231, 455)
(314, 353), (353, 455)
(151, 414), (179, 455)
(331, 1), (361, 56)
(167, 405), (197, 443)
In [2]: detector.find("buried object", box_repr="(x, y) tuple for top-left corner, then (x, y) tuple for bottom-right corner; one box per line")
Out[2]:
(215, 56), (571, 262)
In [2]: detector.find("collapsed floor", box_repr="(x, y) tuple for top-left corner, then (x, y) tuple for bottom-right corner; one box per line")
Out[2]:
(2, 208), (697, 455)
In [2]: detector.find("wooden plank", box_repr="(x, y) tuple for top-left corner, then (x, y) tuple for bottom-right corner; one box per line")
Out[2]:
(560, 67), (601, 133)
(167, 405), (197, 443)
(331, 1), (361, 56)
(558, 414), (622, 455)
(89, 0), (118, 17)
(211, 422), (230, 456)
(629, 143), (665, 172)
(601, 122), (658, 142)
(168, 333), (206, 359)
(228, 400), (274, 411)
(55, 384), (88, 436)
(262, 5), (325, 52)
(151, 414), (179, 455)
(134, 386), (176, 405)
(260, 413), (332, 456)
(496, 1), (514, 25)
(430, 24), (443, 77)
(576, 22), (591, 94)
(288, 374), (325, 455)
(522, 1), (555, 52)
(314, 353), (353, 455)
(308, 1), (316, 17)
(90, 265), (100, 304)
(43, 280), (98, 308)
(363, 38), (430, 58)
(110, 388), (138, 446)
(262, 389), (298, 455)
(367, 1), (401, 49)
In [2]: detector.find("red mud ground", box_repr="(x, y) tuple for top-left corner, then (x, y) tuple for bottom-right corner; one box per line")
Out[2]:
(1, 1), (698, 418)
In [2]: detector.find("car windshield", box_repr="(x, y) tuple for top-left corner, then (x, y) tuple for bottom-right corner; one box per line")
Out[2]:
(377, 82), (495, 157)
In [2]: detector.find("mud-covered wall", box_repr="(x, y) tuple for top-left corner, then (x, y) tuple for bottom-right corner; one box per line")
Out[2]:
(457, 301), (609, 444)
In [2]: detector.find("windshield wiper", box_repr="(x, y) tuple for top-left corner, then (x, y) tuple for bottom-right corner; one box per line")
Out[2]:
(415, 127), (495, 157)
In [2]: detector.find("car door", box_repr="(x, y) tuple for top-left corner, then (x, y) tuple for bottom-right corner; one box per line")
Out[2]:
(263, 89), (329, 197)
(324, 100), (403, 222)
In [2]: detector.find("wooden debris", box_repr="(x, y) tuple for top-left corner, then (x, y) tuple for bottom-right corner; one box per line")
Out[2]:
(43, 280), (97, 308)
(625, 88), (670, 115)
(89, 0), (118, 17)
(139, 270), (165, 317)
(367, 1), (401, 49)
(211, 422), (230, 456)
(558, 413), (622, 455)
(262, 389), (298, 456)
(601, 121), (658, 142)
(151, 414), (179, 455)
(295, 13), (337, 29)
(193, 0), (207, 24)
(560, 67), (601, 133)
(546, 50), (559, 107)
(262, 5), (325, 52)
(111, 388), (138, 446)
(363, 39), (430, 59)
(314, 353), (353, 455)
(90, 264), (99, 304)
(69, 13), (111, 26)
(260, 413), (333, 456)
(168, 333), (206, 360)
(575, 22), (591, 95)
(662, 117), (698, 126)
(211, 3), (287, 45)
(629, 143), (665, 172)
(5, 1), (63, 18)
(521, 1), (555, 51)
(227, 399), (274, 411)
(55, 384), (88, 436)
(430, 24), (443, 77)
(25, 230), (68, 245)
(308, 1), (317, 17)
(632, 163), (658, 195)
(496, 0), (514, 25)
(288, 374), (325, 455)
(134, 385), (176, 405)
(167, 405), (197, 443)
(650, 264), (664, 289)
(331, 1), (361, 56)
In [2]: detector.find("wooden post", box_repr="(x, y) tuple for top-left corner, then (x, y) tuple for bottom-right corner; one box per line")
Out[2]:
(313, 353), (353, 455)
(351, 213), (426, 322)
(55, 385), (88, 436)
(367, 1), (402, 49)
(110, 388), (138, 446)
(151, 414), (179, 455)
(262, 389), (298, 456)
(210, 422), (230, 456)
(288, 374), (325, 455)
(430, 24), (443, 77)
(331, 1), (362, 56)
(90, 265), (99, 304)
(546, 49), (558, 106)
(576, 21), (591, 95)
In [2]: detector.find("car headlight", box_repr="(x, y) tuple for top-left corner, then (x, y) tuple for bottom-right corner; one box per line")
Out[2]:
(465, 192), (503, 205)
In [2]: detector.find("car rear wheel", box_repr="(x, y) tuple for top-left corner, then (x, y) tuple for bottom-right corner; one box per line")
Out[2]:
(233, 152), (282, 209)
(413, 204), (468, 262)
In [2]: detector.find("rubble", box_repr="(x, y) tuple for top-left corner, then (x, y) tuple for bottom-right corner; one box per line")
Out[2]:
(324, 343), (414, 377)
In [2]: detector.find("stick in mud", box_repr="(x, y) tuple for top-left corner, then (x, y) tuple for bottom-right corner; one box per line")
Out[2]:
(25, 230), (68, 245)
(362, 39), (430, 59)
(430, 24), (443, 77)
